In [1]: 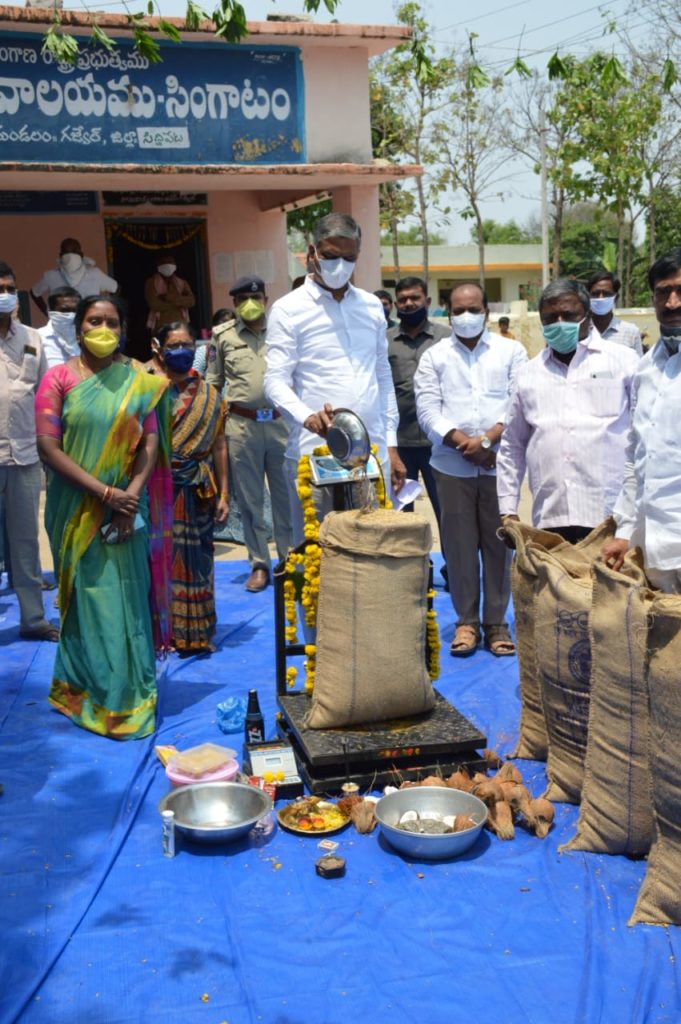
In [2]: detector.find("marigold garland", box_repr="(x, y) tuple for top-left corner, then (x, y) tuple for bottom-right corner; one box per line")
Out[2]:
(426, 588), (441, 682)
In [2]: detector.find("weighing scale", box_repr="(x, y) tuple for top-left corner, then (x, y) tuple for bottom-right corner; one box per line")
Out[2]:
(273, 412), (487, 793)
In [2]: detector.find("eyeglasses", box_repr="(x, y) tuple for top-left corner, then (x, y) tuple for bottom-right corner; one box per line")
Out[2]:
(0, 285), (17, 295)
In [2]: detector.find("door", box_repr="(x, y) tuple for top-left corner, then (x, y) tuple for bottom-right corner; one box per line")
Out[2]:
(106, 218), (210, 362)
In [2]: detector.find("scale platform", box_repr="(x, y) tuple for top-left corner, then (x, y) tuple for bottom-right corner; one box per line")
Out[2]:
(276, 689), (487, 795)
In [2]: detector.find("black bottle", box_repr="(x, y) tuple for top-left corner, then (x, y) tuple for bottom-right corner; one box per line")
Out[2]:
(245, 689), (265, 744)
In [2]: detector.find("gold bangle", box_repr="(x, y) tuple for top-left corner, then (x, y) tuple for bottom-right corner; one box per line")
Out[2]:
(102, 484), (113, 504)
(219, 491), (229, 500)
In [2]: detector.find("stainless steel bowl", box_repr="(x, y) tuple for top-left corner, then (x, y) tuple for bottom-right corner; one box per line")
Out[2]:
(375, 786), (487, 861)
(326, 408), (371, 469)
(158, 781), (272, 844)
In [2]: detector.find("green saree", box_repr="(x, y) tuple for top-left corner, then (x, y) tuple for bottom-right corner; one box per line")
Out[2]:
(38, 361), (170, 739)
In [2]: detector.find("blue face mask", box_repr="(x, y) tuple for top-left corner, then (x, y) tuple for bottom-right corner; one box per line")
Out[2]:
(542, 319), (584, 354)
(398, 305), (428, 328)
(164, 346), (194, 374)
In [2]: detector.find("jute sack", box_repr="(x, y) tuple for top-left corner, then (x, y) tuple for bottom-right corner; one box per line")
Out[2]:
(562, 550), (654, 856)
(501, 520), (567, 760)
(529, 520), (616, 803)
(305, 509), (435, 729)
(630, 595), (681, 926)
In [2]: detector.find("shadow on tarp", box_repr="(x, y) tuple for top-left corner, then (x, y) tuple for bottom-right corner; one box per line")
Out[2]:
(1, 558), (681, 1024)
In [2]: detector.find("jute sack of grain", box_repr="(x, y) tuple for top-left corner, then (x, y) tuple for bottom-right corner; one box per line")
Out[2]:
(630, 595), (681, 926)
(528, 519), (616, 803)
(305, 509), (435, 729)
(500, 520), (567, 761)
(562, 550), (654, 856)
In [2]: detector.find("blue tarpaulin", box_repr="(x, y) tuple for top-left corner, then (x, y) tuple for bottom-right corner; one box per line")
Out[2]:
(1, 559), (680, 1024)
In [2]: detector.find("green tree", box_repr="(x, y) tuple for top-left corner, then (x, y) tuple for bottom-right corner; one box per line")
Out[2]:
(476, 219), (540, 244)
(381, 225), (445, 246)
(369, 2), (456, 281)
(44, 0), (342, 64)
(547, 53), (663, 302)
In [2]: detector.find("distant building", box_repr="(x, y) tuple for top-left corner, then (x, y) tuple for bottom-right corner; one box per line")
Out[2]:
(381, 244), (544, 309)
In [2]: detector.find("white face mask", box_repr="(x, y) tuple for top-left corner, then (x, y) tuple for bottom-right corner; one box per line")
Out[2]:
(451, 310), (486, 339)
(0, 292), (17, 315)
(60, 253), (83, 273)
(157, 264), (176, 278)
(49, 310), (77, 343)
(316, 255), (355, 290)
(590, 295), (615, 315)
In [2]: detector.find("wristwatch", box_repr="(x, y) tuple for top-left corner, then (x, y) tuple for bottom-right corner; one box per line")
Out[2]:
(480, 434), (492, 450)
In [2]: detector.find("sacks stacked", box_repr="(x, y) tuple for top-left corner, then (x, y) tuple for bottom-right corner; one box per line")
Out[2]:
(305, 509), (435, 729)
(509, 518), (681, 925)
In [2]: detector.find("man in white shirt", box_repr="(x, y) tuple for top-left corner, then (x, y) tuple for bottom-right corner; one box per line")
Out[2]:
(588, 270), (643, 355)
(264, 212), (405, 542)
(0, 260), (57, 641)
(497, 279), (639, 543)
(31, 238), (117, 317)
(415, 282), (528, 657)
(38, 287), (80, 368)
(602, 248), (681, 591)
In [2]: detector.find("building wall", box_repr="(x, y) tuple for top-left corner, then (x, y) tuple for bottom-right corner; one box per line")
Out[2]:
(303, 47), (372, 163)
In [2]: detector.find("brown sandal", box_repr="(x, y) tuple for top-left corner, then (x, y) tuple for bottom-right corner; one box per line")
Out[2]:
(450, 625), (480, 657)
(484, 626), (516, 657)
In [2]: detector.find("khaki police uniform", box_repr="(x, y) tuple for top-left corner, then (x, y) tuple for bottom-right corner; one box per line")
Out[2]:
(206, 316), (291, 571)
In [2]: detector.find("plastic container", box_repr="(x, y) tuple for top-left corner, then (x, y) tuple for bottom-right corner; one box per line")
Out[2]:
(165, 758), (239, 788)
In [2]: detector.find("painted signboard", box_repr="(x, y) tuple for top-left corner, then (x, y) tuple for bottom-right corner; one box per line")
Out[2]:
(0, 33), (305, 166)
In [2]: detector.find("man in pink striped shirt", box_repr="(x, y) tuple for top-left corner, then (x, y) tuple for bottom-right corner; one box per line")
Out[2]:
(496, 279), (639, 542)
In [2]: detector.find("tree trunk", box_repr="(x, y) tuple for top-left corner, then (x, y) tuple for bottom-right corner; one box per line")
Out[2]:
(474, 201), (485, 289)
(617, 199), (626, 293)
(551, 186), (564, 281)
(625, 216), (634, 307)
(415, 175), (429, 281)
(391, 217), (401, 279)
(648, 184), (656, 266)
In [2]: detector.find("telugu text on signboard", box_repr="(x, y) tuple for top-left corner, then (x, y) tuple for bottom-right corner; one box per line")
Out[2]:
(0, 34), (305, 166)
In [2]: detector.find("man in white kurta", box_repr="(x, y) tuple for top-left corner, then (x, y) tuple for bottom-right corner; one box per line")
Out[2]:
(415, 282), (527, 656)
(603, 247), (681, 591)
(497, 280), (639, 541)
(264, 212), (403, 543)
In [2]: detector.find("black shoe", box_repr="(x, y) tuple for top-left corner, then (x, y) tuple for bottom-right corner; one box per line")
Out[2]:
(440, 565), (449, 592)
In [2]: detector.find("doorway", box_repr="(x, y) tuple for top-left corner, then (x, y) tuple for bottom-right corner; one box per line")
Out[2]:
(106, 218), (210, 362)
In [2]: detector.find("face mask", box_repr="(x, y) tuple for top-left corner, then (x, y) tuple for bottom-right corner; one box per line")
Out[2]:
(49, 310), (76, 342)
(542, 319), (584, 354)
(590, 296), (615, 315)
(60, 253), (83, 273)
(398, 305), (428, 328)
(315, 254), (355, 290)
(451, 311), (486, 339)
(236, 298), (265, 322)
(164, 347), (195, 374)
(0, 292), (18, 315)
(157, 264), (176, 278)
(82, 326), (119, 358)
(382, 306), (391, 322)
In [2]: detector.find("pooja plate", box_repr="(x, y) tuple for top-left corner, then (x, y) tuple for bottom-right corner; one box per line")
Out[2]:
(277, 797), (350, 835)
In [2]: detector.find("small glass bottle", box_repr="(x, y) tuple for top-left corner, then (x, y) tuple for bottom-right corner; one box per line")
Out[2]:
(244, 689), (265, 744)
(161, 809), (175, 858)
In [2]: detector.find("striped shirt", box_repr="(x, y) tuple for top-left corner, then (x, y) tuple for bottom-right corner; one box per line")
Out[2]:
(601, 316), (643, 356)
(496, 329), (639, 528)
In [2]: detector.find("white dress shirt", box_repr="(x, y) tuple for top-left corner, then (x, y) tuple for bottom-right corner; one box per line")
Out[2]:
(414, 329), (528, 477)
(38, 321), (79, 368)
(32, 264), (117, 300)
(0, 320), (47, 465)
(496, 329), (639, 528)
(601, 315), (643, 356)
(264, 276), (398, 461)
(613, 339), (681, 570)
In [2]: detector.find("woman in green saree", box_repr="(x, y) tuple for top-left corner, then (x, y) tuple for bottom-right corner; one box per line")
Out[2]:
(36, 296), (172, 740)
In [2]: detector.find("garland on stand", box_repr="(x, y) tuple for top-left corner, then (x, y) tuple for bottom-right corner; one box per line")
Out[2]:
(282, 444), (441, 692)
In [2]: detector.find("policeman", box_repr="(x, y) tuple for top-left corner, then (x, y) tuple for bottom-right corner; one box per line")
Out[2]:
(206, 275), (291, 592)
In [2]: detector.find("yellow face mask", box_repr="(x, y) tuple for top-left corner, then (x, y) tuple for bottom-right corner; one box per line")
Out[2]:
(236, 298), (265, 322)
(82, 326), (119, 358)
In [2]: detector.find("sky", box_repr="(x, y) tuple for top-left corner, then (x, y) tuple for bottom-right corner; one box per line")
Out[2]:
(62, 0), (652, 242)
